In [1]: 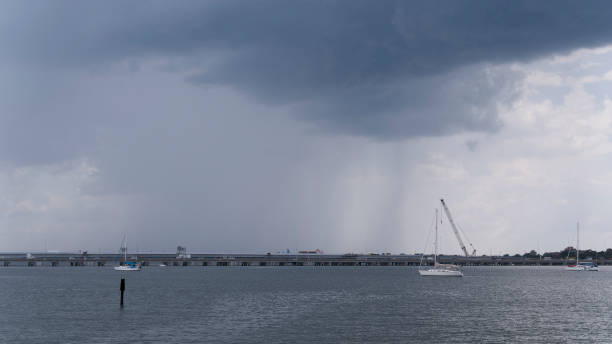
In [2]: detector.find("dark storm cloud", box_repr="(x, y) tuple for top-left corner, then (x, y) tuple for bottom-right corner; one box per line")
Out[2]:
(5, 1), (612, 140)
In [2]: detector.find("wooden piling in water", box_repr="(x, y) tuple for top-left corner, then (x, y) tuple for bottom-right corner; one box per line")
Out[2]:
(120, 278), (125, 307)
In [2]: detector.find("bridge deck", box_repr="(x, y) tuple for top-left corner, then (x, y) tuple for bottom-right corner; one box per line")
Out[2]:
(0, 253), (601, 267)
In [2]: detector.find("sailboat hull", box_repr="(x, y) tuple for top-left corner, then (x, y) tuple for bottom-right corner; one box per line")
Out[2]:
(565, 266), (583, 271)
(565, 264), (598, 271)
(114, 265), (141, 271)
(418, 269), (463, 277)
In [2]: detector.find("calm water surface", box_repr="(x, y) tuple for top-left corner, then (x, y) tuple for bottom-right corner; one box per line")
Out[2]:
(1, 266), (611, 343)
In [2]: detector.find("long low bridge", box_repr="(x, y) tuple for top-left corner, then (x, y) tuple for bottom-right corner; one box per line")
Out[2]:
(0, 252), (605, 267)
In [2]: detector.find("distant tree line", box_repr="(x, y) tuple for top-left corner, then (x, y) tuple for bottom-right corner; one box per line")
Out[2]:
(511, 247), (612, 259)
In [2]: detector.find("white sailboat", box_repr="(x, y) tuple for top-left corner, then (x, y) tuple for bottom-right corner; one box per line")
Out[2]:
(114, 235), (141, 271)
(565, 222), (598, 272)
(419, 207), (463, 277)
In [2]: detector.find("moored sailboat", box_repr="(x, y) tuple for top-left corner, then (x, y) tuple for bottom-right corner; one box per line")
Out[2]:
(565, 222), (598, 271)
(419, 207), (464, 277)
(114, 235), (141, 271)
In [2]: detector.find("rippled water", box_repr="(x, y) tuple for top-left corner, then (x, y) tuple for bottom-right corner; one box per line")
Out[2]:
(1, 266), (611, 343)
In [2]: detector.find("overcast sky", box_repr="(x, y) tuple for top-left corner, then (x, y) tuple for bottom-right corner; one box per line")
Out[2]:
(3, 1), (612, 254)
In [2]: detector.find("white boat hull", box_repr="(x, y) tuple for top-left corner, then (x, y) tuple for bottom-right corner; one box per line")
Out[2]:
(418, 269), (463, 277)
(565, 265), (598, 271)
(565, 266), (583, 271)
(114, 265), (141, 271)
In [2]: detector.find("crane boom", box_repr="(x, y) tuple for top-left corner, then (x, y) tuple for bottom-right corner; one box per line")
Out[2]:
(440, 198), (474, 257)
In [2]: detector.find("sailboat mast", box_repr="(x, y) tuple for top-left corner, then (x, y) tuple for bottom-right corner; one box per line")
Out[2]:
(121, 234), (127, 262)
(576, 222), (579, 265)
(435, 209), (438, 265)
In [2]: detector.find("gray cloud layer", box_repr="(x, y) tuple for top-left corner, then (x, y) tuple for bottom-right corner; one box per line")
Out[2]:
(4, 1), (612, 253)
(5, 1), (612, 141)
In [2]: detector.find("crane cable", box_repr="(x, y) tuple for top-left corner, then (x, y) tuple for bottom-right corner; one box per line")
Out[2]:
(457, 222), (476, 256)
